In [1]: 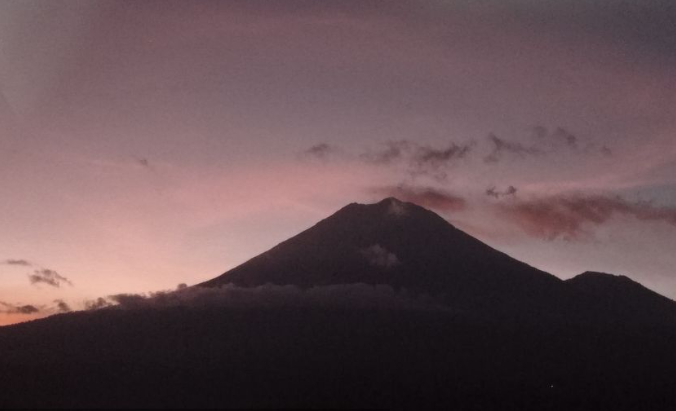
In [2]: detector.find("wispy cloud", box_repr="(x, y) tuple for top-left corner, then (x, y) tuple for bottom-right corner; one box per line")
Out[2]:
(371, 184), (466, 212)
(2, 259), (32, 266)
(360, 140), (411, 165)
(28, 269), (73, 288)
(300, 143), (340, 162)
(54, 299), (71, 313)
(533, 126), (578, 149)
(361, 140), (473, 180)
(486, 127), (612, 163)
(0, 301), (40, 315)
(135, 156), (151, 168)
(409, 142), (473, 179)
(360, 244), (400, 269)
(484, 133), (541, 163)
(84, 283), (443, 312)
(533, 125), (612, 156)
(497, 194), (676, 241)
(486, 185), (518, 199)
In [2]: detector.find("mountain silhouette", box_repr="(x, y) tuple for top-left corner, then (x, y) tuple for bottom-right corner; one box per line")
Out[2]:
(565, 271), (676, 323)
(201, 197), (675, 322)
(1, 198), (676, 409)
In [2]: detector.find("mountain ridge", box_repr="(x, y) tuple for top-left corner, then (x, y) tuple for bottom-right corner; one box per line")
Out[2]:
(199, 197), (675, 323)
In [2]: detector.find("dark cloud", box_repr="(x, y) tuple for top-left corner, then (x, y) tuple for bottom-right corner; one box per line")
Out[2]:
(54, 299), (71, 313)
(0, 301), (40, 315)
(301, 143), (339, 161)
(309, 126), (604, 174)
(28, 269), (73, 288)
(488, 127), (613, 162)
(371, 185), (466, 212)
(360, 140), (411, 165)
(532, 125), (612, 156)
(3, 259), (32, 266)
(498, 195), (676, 241)
(484, 133), (541, 163)
(486, 185), (518, 199)
(84, 284), (444, 312)
(551, 127), (578, 149)
(362, 140), (473, 180)
(136, 157), (150, 168)
(410, 143), (473, 179)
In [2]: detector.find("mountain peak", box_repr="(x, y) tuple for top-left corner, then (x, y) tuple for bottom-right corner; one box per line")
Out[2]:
(565, 271), (676, 321)
(566, 271), (644, 289)
(571, 271), (635, 283)
(198, 197), (565, 315)
(378, 197), (413, 216)
(376, 197), (408, 207)
(331, 197), (448, 227)
(347, 197), (412, 211)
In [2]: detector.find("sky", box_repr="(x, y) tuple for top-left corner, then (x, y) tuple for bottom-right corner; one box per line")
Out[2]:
(1, 0), (675, 326)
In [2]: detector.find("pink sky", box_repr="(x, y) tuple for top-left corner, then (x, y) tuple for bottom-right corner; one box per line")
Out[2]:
(1, 1), (675, 326)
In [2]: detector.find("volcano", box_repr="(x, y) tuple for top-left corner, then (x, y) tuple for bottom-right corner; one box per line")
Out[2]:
(200, 197), (675, 322)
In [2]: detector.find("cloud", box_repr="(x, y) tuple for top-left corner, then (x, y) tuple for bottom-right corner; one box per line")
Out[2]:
(108, 293), (148, 309)
(0, 301), (40, 315)
(54, 299), (71, 313)
(385, 198), (408, 216)
(84, 283), (445, 312)
(487, 127), (611, 163)
(409, 142), (473, 179)
(360, 140), (412, 165)
(532, 125), (612, 156)
(484, 133), (541, 163)
(551, 127), (578, 149)
(371, 184), (466, 212)
(360, 244), (400, 269)
(497, 194), (676, 241)
(0, 300), (72, 316)
(361, 140), (473, 180)
(486, 185), (518, 199)
(28, 269), (73, 288)
(306, 127), (605, 178)
(136, 157), (150, 168)
(2, 259), (32, 266)
(301, 143), (339, 161)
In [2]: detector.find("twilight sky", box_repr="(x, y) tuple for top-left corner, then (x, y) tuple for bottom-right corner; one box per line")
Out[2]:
(1, 0), (675, 325)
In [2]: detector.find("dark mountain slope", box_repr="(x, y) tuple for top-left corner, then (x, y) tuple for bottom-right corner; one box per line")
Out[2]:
(200, 198), (568, 317)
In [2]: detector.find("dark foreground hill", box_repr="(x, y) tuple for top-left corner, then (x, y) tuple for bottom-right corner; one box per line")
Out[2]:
(1, 198), (675, 409)
(1, 306), (675, 409)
